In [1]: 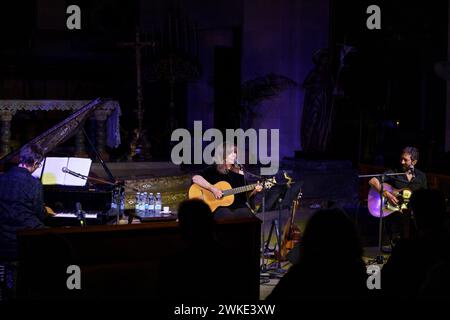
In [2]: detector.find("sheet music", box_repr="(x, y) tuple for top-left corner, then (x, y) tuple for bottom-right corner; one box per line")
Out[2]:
(39, 157), (92, 186)
(64, 158), (92, 186)
(32, 161), (44, 179)
(41, 157), (67, 185)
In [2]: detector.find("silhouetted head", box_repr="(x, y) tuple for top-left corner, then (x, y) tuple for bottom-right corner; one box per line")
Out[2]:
(299, 208), (362, 262)
(177, 199), (215, 243)
(410, 189), (447, 233)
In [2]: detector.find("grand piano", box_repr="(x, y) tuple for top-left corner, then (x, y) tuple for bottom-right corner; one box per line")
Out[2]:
(4, 98), (262, 300)
(0, 98), (122, 226)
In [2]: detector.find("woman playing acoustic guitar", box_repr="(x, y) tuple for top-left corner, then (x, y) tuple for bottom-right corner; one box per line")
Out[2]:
(191, 142), (262, 220)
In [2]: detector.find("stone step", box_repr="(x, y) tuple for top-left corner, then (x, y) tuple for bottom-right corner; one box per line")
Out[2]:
(123, 174), (192, 211)
(89, 162), (194, 211)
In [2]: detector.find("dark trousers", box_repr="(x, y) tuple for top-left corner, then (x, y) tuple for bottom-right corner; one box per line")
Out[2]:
(0, 261), (16, 302)
(384, 211), (415, 243)
(213, 207), (254, 220)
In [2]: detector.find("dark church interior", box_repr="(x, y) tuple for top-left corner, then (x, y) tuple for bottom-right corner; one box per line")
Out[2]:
(1, 0), (450, 309)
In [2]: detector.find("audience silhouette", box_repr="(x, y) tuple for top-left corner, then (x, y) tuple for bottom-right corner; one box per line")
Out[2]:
(157, 199), (234, 301)
(267, 208), (368, 300)
(381, 189), (450, 299)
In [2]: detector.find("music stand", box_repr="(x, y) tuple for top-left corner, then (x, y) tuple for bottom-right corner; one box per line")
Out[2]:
(240, 168), (271, 283)
(242, 168), (296, 282)
(264, 182), (291, 278)
(240, 167), (278, 283)
(358, 171), (408, 264)
(261, 173), (298, 279)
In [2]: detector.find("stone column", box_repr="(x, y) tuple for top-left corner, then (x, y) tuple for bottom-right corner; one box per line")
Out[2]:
(94, 109), (110, 161)
(0, 110), (14, 157)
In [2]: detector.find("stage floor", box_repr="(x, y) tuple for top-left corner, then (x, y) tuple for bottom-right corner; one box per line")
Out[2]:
(259, 246), (389, 299)
(91, 160), (394, 301)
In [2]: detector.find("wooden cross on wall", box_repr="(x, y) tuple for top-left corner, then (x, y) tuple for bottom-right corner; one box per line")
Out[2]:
(118, 29), (155, 135)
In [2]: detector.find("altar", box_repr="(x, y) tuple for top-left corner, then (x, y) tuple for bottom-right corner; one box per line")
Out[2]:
(0, 99), (121, 159)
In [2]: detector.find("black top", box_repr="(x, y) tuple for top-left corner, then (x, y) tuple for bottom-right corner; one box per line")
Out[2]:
(200, 166), (247, 210)
(378, 168), (427, 192)
(0, 167), (46, 261)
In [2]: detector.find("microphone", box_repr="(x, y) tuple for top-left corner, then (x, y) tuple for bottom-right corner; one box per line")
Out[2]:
(234, 159), (244, 171)
(75, 202), (86, 227)
(409, 165), (415, 178)
(62, 167), (86, 179)
(75, 202), (82, 213)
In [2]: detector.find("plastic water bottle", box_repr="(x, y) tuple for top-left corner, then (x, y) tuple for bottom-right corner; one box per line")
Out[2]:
(155, 192), (162, 214)
(142, 192), (148, 215)
(120, 195), (125, 214)
(111, 192), (117, 210)
(136, 192), (144, 214)
(148, 193), (155, 215)
(135, 192), (140, 213)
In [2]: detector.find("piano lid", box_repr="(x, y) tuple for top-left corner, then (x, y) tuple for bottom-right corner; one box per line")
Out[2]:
(0, 97), (104, 166)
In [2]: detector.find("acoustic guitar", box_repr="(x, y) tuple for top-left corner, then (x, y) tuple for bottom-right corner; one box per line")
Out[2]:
(188, 178), (276, 212)
(45, 206), (55, 216)
(280, 190), (302, 261)
(368, 183), (412, 218)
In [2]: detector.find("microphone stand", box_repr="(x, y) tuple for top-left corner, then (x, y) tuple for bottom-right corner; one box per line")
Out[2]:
(79, 127), (125, 223)
(241, 166), (294, 282)
(237, 164), (270, 283)
(63, 168), (139, 224)
(259, 173), (271, 284)
(359, 171), (409, 264)
(63, 168), (119, 187)
(75, 202), (86, 227)
(266, 180), (291, 278)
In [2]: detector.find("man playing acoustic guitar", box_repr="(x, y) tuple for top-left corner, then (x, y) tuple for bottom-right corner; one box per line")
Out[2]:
(191, 142), (263, 220)
(368, 146), (428, 247)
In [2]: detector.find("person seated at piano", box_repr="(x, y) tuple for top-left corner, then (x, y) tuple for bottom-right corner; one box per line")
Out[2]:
(368, 146), (428, 246)
(191, 142), (262, 220)
(0, 144), (46, 300)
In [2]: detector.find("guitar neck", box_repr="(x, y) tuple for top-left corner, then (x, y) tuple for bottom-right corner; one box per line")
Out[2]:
(222, 184), (256, 196)
(290, 200), (298, 224)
